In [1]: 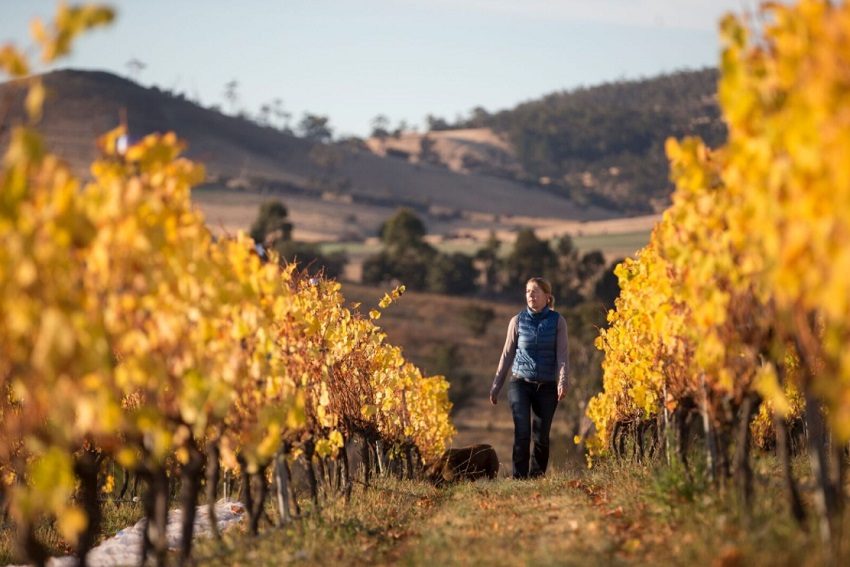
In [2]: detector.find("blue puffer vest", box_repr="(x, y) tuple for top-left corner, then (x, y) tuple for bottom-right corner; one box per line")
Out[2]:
(511, 306), (559, 382)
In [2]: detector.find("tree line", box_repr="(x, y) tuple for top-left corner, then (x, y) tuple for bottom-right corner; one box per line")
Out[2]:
(251, 203), (620, 310)
(361, 208), (619, 309)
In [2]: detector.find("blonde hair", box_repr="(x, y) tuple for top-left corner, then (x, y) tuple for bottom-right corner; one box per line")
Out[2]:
(526, 277), (555, 309)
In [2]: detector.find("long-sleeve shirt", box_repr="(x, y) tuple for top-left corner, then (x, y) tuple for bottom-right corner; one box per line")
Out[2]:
(490, 313), (569, 398)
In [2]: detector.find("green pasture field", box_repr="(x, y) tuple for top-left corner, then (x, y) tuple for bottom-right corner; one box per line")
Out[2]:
(571, 230), (651, 259)
(318, 229), (651, 261)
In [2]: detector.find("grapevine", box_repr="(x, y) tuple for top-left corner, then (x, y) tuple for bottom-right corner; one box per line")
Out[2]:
(0, 5), (455, 564)
(587, 0), (850, 545)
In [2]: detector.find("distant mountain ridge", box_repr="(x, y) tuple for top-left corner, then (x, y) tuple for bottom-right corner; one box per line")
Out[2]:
(0, 68), (724, 232)
(0, 69), (615, 225)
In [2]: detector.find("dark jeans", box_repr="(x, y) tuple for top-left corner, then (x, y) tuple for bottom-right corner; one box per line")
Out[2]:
(508, 380), (558, 479)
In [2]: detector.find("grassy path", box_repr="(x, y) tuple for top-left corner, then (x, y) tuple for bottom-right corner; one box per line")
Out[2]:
(193, 473), (646, 566)
(388, 475), (628, 566)
(379, 474), (680, 566)
(183, 458), (841, 566)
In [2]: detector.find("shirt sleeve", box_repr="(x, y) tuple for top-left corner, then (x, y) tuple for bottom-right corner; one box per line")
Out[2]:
(490, 315), (519, 399)
(557, 315), (569, 391)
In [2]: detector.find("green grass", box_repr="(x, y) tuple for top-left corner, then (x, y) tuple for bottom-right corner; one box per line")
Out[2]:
(98, 499), (146, 539)
(571, 230), (650, 258)
(316, 241), (375, 257)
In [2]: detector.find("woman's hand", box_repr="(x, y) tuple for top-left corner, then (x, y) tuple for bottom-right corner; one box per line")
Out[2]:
(489, 389), (498, 405)
(557, 384), (566, 401)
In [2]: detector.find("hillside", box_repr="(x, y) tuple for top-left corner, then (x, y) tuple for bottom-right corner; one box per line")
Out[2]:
(365, 128), (523, 179)
(447, 68), (726, 214)
(361, 69), (724, 215)
(0, 70), (620, 244)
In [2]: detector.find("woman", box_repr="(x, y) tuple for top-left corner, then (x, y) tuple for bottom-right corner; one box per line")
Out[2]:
(489, 277), (568, 479)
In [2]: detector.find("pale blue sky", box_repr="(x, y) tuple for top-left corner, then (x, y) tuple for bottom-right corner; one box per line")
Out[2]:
(1, 1), (764, 137)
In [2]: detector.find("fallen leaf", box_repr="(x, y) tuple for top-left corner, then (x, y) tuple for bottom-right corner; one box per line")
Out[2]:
(604, 506), (624, 518)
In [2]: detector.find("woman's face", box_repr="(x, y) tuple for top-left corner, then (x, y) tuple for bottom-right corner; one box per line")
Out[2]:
(525, 282), (549, 312)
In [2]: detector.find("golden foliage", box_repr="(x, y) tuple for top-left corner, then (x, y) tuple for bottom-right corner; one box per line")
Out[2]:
(588, 0), (850, 455)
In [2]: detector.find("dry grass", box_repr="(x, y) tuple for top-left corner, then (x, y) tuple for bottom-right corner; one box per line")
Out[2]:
(395, 473), (618, 567)
(193, 478), (443, 566)
(366, 127), (520, 176)
(193, 186), (394, 243)
(196, 462), (834, 567)
(4, 457), (843, 566)
(579, 456), (850, 566)
(191, 474), (617, 567)
(191, 185), (654, 259)
(0, 500), (144, 565)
